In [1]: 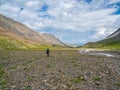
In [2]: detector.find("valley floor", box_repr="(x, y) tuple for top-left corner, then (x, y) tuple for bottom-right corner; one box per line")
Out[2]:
(0, 50), (120, 90)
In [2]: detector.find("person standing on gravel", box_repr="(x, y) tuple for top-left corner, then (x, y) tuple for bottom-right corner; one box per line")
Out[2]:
(46, 48), (50, 57)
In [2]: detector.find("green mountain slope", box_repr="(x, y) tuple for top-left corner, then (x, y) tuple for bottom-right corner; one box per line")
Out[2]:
(0, 35), (58, 50)
(0, 35), (29, 50)
(0, 13), (65, 50)
(83, 28), (120, 49)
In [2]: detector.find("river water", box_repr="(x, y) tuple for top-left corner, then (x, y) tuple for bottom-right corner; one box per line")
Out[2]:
(79, 49), (120, 58)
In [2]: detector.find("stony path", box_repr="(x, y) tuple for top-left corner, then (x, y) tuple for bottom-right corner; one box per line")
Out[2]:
(0, 50), (120, 90)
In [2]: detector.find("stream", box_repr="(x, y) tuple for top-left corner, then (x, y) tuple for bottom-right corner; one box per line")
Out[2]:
(79, 49), (120, 58)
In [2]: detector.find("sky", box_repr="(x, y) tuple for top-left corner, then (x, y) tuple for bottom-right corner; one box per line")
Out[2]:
(0, 0), (120, 45)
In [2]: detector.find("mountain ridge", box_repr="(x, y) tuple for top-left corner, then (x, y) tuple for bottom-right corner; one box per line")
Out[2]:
(106, 28), (120, 40)
(0, 14), (64, 49)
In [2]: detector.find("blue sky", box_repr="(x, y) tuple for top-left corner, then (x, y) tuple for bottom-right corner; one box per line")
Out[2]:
(0, 0), (120, 45)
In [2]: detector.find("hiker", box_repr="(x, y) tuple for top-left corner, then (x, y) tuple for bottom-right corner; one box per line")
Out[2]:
(46, 48), (50, 57)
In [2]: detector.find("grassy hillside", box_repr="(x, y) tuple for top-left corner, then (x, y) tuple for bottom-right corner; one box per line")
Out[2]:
(0, 35), (29, 50)
(83, 39), (120, 50)
(83, 29), (120, 50)
(100, 40), (120, 49)
(0, 35), (53, 50)
(0, 14), (64, 46)
(0, 35), (70, 50)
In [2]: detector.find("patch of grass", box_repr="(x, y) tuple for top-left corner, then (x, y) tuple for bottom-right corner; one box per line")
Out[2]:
(21, 85), (32, 90)
(116, 82), (120, 86)
(46, 63), (52, 68)
(71, 60), (76, 63)
(0, 80), (7, 87)
(23, 66), (29, 70)
(0, 35), (29, 50)
(0, 63), (7, 88)
(94, 62), (100, 66)
(104, 40), (120, 48)
(0, 63), (4, 69)
(0, 79), (8, 90)
(0, 55), (9, 59)
(27, 76), (32, 81)
(80, 67), (84, 71)
(74, 63), (79, 67)
(66, 83), (72, 88)
(93, 77), (101, 81)
(0, 69), (5, 79)
(10, 66), (16, 70)
(33, 45), (53, 50)
(74, 76), (82, 83)
(24, 59), (35, 65)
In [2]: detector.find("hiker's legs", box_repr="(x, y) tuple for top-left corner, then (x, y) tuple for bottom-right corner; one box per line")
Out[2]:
(47, 53), (49, 57)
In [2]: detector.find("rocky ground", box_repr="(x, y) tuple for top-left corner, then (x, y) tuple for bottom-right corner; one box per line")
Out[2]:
(0, 50), (120, 90)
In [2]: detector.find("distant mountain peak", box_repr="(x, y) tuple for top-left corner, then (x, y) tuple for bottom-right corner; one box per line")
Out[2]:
(42, 33), (64, 46)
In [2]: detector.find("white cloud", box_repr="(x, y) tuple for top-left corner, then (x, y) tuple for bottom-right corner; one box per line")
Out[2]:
(91, 27), (107, 39)
(25, 1), (44, 11)
(0, 0), (120, 44)
(108, 0), (120, 4)
(0, 3), (20, 17)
